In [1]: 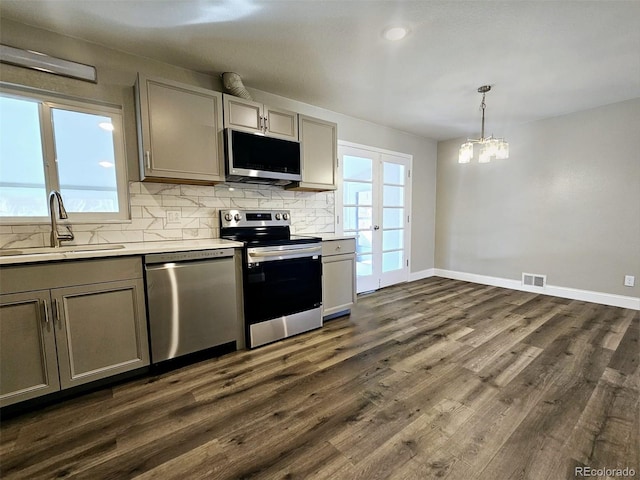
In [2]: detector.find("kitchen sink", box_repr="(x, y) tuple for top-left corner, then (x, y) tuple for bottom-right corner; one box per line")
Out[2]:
(0, 244), (126, 256)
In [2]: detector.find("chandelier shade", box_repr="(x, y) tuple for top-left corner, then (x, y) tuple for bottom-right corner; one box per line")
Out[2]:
(459, 85), (509, 164)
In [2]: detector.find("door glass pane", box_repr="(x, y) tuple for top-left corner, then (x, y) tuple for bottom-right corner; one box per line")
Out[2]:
(356, 231), (372, 254)
(383, 229), (403, 251)
(343, 206), (372, 231)
(357, 254), (373, 276)
(383, 185), (404, 207)
(52, 108), (119, 213)
(343, 155), (372, 181)
(384, 162), (405, 185)
(383, 251), (403, 273)
(0, 96), (48, 217)
(344, 182), (372, 205)
(383, 207), (404, 228)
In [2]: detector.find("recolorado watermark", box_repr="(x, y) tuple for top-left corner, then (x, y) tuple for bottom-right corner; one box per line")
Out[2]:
(575, 466), (636, 477)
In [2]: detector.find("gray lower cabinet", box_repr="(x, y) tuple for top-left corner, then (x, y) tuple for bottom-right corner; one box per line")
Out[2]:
(0, 290), (61, 406)
(0, 257), (149, 407)
(322, 238), (357, 318)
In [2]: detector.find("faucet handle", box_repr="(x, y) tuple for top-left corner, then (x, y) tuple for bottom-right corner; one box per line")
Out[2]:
(59, 225), (74, 241)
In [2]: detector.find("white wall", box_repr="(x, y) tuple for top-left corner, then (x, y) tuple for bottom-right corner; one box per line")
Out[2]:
(436, 99), (640, 298)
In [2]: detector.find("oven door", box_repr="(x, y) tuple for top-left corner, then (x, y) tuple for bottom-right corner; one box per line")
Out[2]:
(243, 253), (322, 325)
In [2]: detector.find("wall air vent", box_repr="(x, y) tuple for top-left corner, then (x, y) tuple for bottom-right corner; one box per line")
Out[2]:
(522, 272), (546, 288)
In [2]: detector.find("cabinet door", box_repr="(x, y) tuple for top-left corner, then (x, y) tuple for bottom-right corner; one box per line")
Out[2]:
(264, 106), (298, 140)
(137, 74), (224, 183)
(0, 291), (60, 407)
(223, 95), (263, 133)
(288, 114), (337, 191)
(223, 95), (298, 140)
(53, 279), (149, 389)
(322, 253), (357, 318)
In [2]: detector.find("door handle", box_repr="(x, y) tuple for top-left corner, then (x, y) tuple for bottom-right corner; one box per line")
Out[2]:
(373, 225), (380, 230)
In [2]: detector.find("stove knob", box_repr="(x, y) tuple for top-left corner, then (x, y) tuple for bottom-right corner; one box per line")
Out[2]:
(282, 212), (289, 220)
(275, 213), (281, 220)
(234, 213), (242, 221)
(224, 213), (233, 221)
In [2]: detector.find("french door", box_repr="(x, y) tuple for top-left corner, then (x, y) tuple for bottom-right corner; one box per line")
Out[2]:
(337, 143), (411, 293)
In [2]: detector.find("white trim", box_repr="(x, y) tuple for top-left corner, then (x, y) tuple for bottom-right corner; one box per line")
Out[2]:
(0, 85), (130, 224)
(338, 140), (413, 160)
(336, 141), (413, 293)
(430, 269), (640, 310)
(409, 268), (435, 282)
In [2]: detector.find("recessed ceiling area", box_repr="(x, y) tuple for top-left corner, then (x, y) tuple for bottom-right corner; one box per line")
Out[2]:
(1, 0), (638, 141)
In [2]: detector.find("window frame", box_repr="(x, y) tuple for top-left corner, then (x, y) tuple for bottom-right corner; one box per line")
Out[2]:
(0, 85), (130, 224)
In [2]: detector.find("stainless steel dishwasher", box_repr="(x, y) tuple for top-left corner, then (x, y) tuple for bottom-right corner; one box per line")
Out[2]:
(144, 248), (240, 363)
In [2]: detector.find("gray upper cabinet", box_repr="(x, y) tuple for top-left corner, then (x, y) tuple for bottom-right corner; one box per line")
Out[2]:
(223, 94), (298, 140)
(0, 257), (149, 407)
(136, 74), (225, 184)
(287, 114), (338, 191)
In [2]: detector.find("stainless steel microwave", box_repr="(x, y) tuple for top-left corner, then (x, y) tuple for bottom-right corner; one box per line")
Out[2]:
(225, 129), (301, 185)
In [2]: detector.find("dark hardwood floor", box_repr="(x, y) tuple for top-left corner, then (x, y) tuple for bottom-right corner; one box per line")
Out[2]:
(1, 277), (638, 480)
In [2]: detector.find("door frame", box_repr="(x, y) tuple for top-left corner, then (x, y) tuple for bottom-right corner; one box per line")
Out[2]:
(336, 140), (413, 292)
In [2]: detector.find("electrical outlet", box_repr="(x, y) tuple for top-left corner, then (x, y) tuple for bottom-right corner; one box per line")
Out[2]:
(166, 210), (181, 224)
(624, 275), (635, 287)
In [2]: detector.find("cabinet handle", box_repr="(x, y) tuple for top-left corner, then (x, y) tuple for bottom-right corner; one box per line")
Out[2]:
(41, 299), (50, 324)
(263, 117), (268, 132)
(53, 299), (61, 326)
(373, 225), (380, 230)
(144, 150), (151, 169)
(336, 245), (342, 250)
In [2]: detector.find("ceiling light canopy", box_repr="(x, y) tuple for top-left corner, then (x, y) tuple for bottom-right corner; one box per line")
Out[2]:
(459, 85), (508, 164)
(383, 26), (408, 41)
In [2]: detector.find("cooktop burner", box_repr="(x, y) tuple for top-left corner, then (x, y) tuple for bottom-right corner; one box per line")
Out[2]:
(219, 209), (321, 246)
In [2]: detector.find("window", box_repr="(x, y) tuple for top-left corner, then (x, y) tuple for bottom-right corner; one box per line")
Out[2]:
(0, 87), (129, 222)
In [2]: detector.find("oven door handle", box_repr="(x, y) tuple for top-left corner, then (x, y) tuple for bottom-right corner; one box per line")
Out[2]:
(247, 246), (321, 262)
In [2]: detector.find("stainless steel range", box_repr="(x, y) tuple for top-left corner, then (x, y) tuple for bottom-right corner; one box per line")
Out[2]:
(220, 209), (322, 348)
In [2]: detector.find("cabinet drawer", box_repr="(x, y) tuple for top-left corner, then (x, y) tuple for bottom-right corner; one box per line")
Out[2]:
(322, 238), (356, 257)
(0, 257), (143, 295)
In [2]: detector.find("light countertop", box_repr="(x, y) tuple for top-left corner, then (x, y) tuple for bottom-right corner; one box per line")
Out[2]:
(312, 234), (357, 241)
(0, 235), (358, 266)
(0, 239), (243, 266)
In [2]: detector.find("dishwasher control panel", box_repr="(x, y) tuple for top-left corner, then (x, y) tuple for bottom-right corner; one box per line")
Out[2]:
(144, 248), (235, 265)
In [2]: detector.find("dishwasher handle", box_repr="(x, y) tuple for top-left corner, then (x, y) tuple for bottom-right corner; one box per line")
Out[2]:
(144, 248), (235, 265)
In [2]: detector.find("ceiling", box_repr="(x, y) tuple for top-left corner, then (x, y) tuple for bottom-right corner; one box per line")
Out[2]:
(1, 0), (639, 141)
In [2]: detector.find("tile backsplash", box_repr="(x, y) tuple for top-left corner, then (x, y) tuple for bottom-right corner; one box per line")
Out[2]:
(0, 182), (335, 249)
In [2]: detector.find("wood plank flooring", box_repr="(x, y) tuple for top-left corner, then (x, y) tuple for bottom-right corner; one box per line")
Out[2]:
(1, 277), (638, 480)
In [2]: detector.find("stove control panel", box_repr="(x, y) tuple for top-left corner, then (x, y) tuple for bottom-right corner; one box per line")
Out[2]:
(220, 209), (292, 228)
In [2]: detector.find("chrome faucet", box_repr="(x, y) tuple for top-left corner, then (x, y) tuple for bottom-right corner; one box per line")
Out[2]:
(49, 190), (74, 247)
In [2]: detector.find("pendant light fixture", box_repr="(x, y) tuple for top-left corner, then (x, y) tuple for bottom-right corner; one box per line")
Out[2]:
(459, 85), (508, 164)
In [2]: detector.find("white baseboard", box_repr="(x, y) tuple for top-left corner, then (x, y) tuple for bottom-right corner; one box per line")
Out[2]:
(429, 269), (640, 310)
(409, 268), (435, 282)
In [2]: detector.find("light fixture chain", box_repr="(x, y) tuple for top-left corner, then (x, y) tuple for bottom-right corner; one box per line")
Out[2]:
(480, 93), (486, 141)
